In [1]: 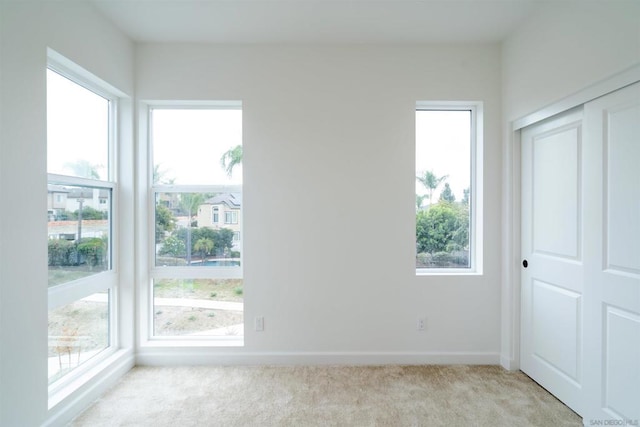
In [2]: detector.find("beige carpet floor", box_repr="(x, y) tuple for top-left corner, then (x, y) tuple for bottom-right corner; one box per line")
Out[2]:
(71, 365), (582, 426)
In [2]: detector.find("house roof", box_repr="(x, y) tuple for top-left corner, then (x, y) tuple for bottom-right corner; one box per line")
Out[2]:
(204, 193), (242, 209)
(47, 184), (69, 193)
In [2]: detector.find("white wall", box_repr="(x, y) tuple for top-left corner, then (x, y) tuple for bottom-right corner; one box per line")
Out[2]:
(500, 0), (640, 369)
(503, 0), (640, 121)
(0, 2), (134, 425)
(136, 44), (503, 361)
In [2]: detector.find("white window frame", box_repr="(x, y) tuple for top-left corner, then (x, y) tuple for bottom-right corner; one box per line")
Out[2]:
(46, 55), (121, 399)
(212, 206), (219, 223)
(224, 210), (238, 224)
(415, 101), (483, 275)
(142, 102), (243, 345)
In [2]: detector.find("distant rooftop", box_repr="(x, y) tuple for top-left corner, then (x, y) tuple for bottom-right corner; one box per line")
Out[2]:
(203, 193), (241, 208)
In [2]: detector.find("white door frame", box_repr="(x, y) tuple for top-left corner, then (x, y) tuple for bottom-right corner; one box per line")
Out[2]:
(500, 62), (640, 371)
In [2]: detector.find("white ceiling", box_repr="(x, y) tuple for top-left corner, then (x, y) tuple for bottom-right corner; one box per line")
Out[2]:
(91, 0), (539, 44)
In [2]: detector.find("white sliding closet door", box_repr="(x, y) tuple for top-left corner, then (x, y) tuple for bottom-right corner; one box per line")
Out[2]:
(583, 82), (640, 424)
(521, 82), (640, 421)
(521, 108), (585, 415)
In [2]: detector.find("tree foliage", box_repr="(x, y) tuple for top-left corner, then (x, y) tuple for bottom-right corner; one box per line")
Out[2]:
(71, 206), (107, 220)
(179, 193), (205, 217)
(416, 194), (428, 210)
(220, 145), (243, 177)
(462, 188), (470, 205)
(194, 237), (215, 263)
(64, 159), (102, 179)
(155, 204), (176, 242)
(439, 183), (456, 203)
(416, 170), (448, 204)
(168, 227), (235, 257)
(158, 235), (186, 257)
(153, 164), (175, 185)
(416, 202), (469, 254)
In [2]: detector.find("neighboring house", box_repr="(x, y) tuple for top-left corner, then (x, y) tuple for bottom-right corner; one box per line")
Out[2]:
(157, 192), (180, 212)
(65, 187), (109, 213)
(197, 193), (242, 252)
(47, 184), (69, 220)
(48, 185), (110, 218)
(48, 185), (109, 239)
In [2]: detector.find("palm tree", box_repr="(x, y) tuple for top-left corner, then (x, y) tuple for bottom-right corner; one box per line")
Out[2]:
(64, 159), (101, 179)
(194, 237), (214, 264)
(179, 193), (205, 265)
(220, 145), (243, 177)
(153, 164), (175, 185)
(416, 194), (428, 211)
(416, 170), (448, 206)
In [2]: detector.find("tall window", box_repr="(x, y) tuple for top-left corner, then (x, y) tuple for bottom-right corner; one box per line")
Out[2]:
(150, 106), (243, 340)
(415, 104), (481, 272)
(47, 66), (117, 387)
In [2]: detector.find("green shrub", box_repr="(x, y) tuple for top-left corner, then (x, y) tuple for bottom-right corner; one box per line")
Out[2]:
(416, 252), (433, 268)
(77, 237), (107, 268)
(158, 235), (186, 257)
(48, 239), (77, 266)
(432, 252), (452, 266)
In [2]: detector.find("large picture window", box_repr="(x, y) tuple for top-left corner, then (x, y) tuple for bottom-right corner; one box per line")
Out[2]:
(415, 103), (482, 273)
(150, 106), (243, 339)
(47, 66), (117, 387)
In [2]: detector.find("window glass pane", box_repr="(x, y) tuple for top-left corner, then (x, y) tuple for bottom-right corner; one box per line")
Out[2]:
(48, 291), (110, 384)
(47, 69), (109, 180)
(155, 192), (242, 267)
(48, 185), (111, 286)
(416, 110), (471, 268)
(152, 109), (242, 185)
(153, 279), (243, 337)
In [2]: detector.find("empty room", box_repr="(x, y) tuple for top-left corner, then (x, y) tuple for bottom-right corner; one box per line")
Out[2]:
(0, 0), (638, 426)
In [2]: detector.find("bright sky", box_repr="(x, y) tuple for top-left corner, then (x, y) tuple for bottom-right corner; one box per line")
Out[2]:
(416, 110), (471, 202)
(47, 69), (109, 180)
(47, 70), (243, 185)
(152, 109), (243, 185)
(48, 69), (467, 196)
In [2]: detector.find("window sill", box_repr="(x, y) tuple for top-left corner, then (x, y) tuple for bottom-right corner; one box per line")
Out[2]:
(141, 336), (244, 348)
(416, 269), (483, 276)
(48, 348), (133, 410)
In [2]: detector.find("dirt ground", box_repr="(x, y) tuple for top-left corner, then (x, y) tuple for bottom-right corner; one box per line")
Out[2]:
(49, 279), (244, 350)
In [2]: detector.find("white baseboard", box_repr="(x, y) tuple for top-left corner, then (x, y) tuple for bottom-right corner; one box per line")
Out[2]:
(500, 355), (519, 371)
(136, 350), (500, 366)
(45, 350), (135, 427)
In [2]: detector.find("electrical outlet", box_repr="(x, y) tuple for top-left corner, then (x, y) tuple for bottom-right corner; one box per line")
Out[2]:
(417, 317), (426, 331)
(255, 316), (264, 332)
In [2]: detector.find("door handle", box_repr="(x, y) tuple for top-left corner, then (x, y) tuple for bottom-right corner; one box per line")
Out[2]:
(522, 259), (528, 268)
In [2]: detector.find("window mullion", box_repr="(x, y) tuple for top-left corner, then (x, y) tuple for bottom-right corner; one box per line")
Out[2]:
(48, 173), (115, 189)
(47, 272), (116, 310)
